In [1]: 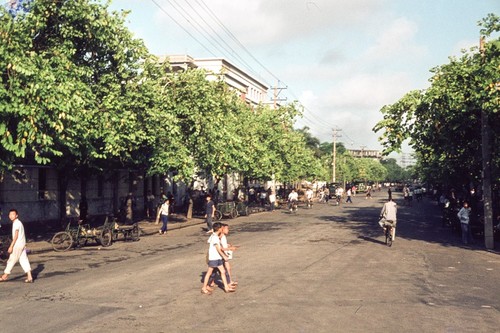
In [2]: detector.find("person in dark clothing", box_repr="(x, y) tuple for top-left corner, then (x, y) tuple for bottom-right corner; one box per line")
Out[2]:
(205, 194), (215, 234)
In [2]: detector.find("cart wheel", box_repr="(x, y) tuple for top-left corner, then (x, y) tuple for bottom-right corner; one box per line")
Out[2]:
(215, 211), (222, 221)
(242, 206), (250, 216)
(51, 232), (73, 252)
(99, 229), (113, 247)
(131, 224), (140, 241)
(230, 208), (238, 219)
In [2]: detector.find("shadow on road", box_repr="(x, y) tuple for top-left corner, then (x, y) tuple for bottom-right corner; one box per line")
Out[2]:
(315, 192), (496, 251)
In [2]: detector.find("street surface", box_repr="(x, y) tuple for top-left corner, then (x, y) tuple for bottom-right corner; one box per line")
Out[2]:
(0, 191), (499, 333)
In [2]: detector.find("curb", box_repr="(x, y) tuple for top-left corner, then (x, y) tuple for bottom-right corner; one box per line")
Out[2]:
(27, 216), (206, 255)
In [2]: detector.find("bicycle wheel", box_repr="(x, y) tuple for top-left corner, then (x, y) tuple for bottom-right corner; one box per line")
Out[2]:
(385, 228), (393, 247)
(131, 224), (140, 241)
(51, 232), (73, 252)
(99, 229), (113, 247)
(230, 208), (238, 219)
(214, 210), (222, 221)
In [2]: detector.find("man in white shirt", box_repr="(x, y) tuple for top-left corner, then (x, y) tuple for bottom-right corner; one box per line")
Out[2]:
(1, 209), (33, 283)
(305, 188), (314, 208)
(288, 189), (298, 211)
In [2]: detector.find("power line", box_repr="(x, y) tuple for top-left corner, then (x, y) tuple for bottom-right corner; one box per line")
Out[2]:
(149, 0), (368, 149)
(195, 0), (280, 83)
(151, 0), (269, 85)
(149, 0), (216, 57)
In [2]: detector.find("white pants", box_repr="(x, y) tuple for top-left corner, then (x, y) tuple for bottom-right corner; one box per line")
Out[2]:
(4, 246), (31, 274)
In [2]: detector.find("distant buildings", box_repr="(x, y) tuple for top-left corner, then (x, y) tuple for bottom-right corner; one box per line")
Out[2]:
(159, 55), (269, 106)
(399, 152), (416, 168)
(347, 149), (382, 160)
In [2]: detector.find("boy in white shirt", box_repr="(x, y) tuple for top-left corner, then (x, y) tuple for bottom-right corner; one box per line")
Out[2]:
(201, 223), (235, 294)
(1, 209), (33, 283)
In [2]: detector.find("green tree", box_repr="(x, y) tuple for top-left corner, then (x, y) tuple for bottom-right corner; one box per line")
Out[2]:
(373, 14), (499, 187)
(381, 158), (405, 182)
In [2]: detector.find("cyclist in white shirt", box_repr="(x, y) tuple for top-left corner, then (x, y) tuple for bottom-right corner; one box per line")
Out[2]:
(288, 189), (299, 211)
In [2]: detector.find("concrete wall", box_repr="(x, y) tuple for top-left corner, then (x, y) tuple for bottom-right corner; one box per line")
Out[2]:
(0, 166), (59, 224)
(0, 167), (146, 226)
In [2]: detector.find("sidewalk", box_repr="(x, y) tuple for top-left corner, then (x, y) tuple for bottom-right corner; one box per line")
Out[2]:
(25, 214), (206, 254)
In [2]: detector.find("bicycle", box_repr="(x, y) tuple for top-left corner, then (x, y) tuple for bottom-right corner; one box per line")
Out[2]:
(385, 224), (393, 247)
(305, 198), (313, 209)
(51, 218), (112, 252)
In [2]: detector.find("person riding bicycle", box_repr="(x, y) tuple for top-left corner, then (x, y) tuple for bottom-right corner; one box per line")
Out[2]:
(378, 196), (398, 241)
(288, 189), (299, 212)
(305, 188), (314, 208)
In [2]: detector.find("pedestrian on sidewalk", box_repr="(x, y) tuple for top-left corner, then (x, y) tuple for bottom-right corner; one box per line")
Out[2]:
(205, 194), (215, 234)
(457, 201), (472, 245)
(159, 199), (170, 235)
(1, 209), (33, 283)
(268, 191), (276, 212)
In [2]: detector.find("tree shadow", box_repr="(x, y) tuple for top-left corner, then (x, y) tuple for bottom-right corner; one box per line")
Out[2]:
(321, 192), (497, 250)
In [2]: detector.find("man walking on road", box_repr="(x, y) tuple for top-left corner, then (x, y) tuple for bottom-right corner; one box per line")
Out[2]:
(205, 194), (215, 234)
(346, 187), (353, 203)
(1, 209), (33, 283)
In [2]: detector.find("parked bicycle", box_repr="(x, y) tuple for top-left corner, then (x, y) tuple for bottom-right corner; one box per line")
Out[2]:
(51, 218), (112, 252)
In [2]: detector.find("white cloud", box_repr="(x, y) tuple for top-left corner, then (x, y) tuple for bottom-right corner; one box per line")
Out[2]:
(364, 17), (428, 60)
(324, 72), (413, 110)
(152, 0), (389, 47)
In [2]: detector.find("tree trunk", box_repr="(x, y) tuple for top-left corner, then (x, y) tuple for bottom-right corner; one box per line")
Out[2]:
(481, 109), (494, 249)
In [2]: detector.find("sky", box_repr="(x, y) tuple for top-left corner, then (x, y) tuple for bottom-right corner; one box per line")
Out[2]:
(107, 0), (499, 156)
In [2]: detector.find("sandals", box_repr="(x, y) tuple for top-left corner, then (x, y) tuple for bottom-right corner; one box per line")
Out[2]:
(0, 277), (7, 282)
(25, 279), (34, 283)
(224, 287), (236, 293)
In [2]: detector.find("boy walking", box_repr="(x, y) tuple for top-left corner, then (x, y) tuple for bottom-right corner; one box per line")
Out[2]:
(1, 209), (33, 283)
(201, 223), (235, 294)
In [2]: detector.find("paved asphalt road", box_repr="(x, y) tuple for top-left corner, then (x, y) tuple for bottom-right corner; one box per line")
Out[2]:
(0, 191), (498, 333)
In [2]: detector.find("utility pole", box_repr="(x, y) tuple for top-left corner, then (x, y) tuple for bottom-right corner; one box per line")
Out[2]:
(332, 128), (342, 183)
(271, 81), (287, 109)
